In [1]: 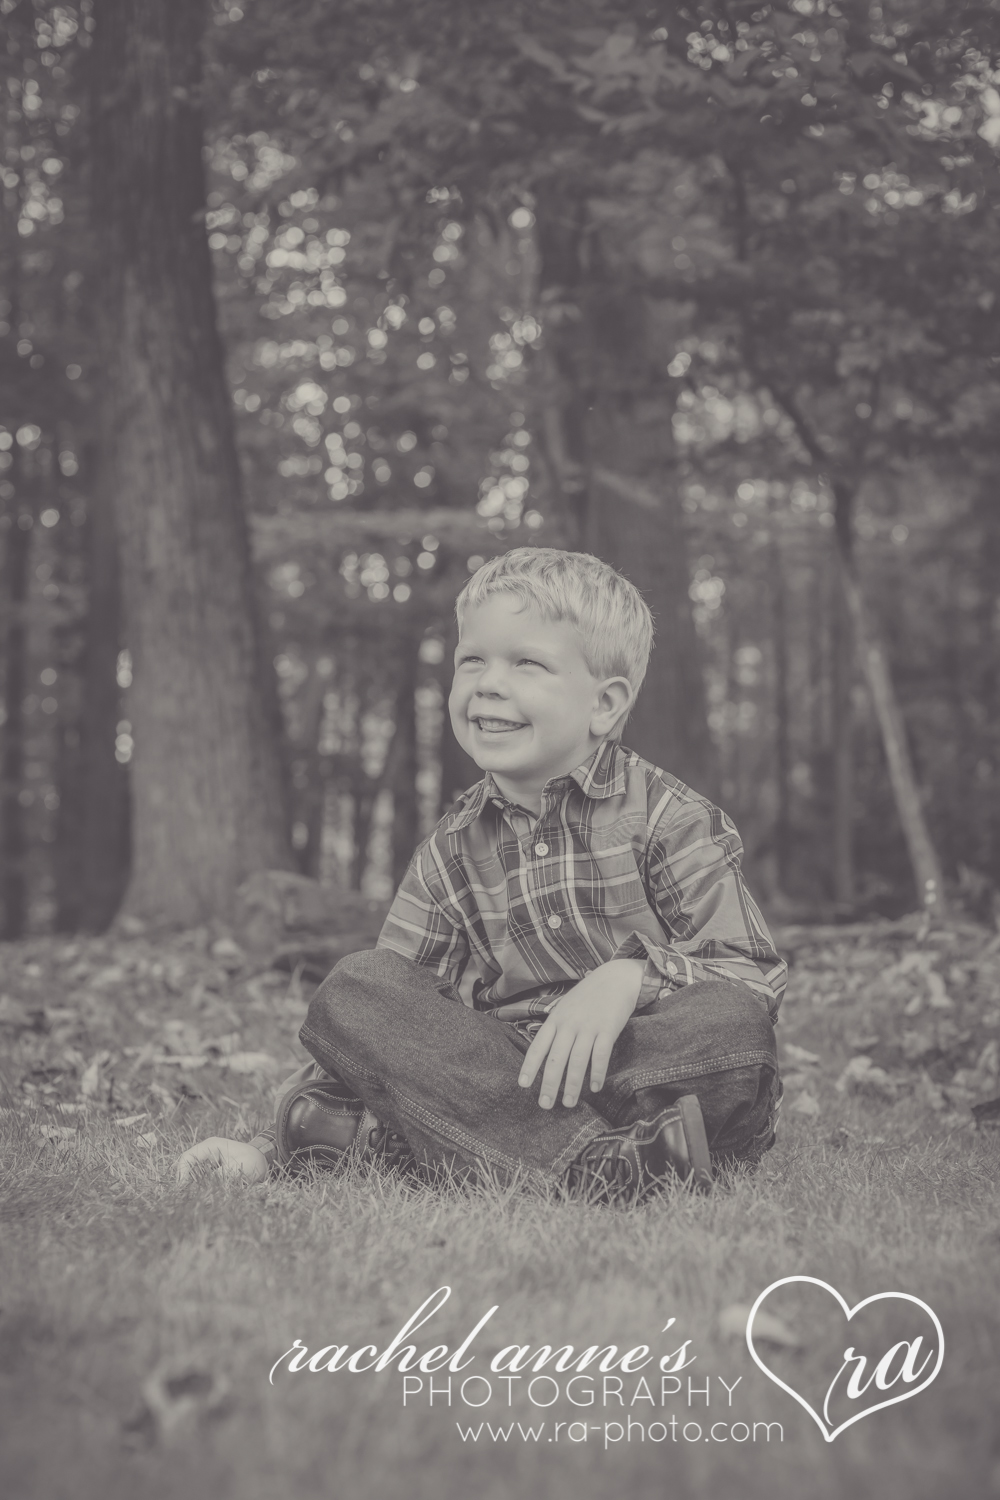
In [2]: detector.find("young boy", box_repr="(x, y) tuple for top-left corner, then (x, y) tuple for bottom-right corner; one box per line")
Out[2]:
(177, 548), (785, 1202)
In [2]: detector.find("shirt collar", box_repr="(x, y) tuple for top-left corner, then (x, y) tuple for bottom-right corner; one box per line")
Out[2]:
(444, 740), (628, 835)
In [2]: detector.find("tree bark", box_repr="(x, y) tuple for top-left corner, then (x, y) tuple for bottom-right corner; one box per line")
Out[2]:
(759, 387), (949, 918)
(837, 554), (947, 916)
(533, 192), (716, 795)
(0, 442), (29, 939)
(588, 461), (717, 798)
(437, 618), (479, 813)
(289, 651), (329, 879)
(90, 0), (292, 925)
(769, 520), (791, 889)
(830, 557), (855, 909)
(0, 19), (30, 939)
(390, 636), (419, 889)
(79, 463), (131, 930)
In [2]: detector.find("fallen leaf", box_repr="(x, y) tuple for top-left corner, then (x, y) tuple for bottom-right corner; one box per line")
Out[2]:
(901, 1030), (935, 1063)
(903, 993), (924, 1017)
(926, 972), (953, 1010)
(976, 1040), (999, 1081)
(789, 1091), (821, 1117)
(917, 1074), (947, 1112)
(201, 1032), (243, 1057)
(835, 1056), (898, 1099)
(38, 1124), (78, 1141)
(719, 1303), (800, 1348)
(783, 1043), (821, 1066)
(210, 938), (246, 973)
(161, 1019), (205, 1055)
(80, 1059), (103, 1098)
(221, 1051), (282, 1075)
(88, 965), (127, 990)
(114, 1113), (151, 1127)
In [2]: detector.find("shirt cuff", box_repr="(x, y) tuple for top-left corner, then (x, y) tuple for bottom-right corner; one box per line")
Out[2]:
(611, 932), (693, 1010)
(247, 1129), (277, 1172)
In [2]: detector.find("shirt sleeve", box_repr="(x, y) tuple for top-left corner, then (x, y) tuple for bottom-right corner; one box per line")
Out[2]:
(613, 797), (787, 1019)
(375, 836), (472, 989)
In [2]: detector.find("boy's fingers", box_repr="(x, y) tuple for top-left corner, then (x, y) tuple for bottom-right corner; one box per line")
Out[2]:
(175, 1141), (224, 1183)
(588, 1034), (615, 1094)
(540, 1025), (599, 1109)
(518, 1021), (556, 1088)
(561, 1034), (598, 1108)
(537, 1029), (578, 1108)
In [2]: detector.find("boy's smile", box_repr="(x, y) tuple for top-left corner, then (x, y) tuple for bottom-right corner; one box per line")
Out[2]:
(449, 594), (632, 813)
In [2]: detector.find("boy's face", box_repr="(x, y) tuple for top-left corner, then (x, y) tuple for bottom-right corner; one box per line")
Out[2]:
(449, 594), (631, 812)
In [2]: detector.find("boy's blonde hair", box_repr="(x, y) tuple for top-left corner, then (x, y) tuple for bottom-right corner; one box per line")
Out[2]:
(455, 548), (654, 737)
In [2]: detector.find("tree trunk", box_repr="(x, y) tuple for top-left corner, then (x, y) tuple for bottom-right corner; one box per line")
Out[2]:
(390, 637), (419, 889)
(437, 618), (479, 813)
(533, 192), (716, 795)
(588, 462), (717, 798)
(837, 552), (947, 917)
(530, 190), (591, 546)
(349, 772), (378, 892)
(90, 0), (292, 926)
(290, 652), (329, 879)
(769, 521), (791, 889)
(79, 460), (131, 930)
(830, 557), (855, 909)
(0, 442), (30, 939)
(825, 478), (947, 917)
(52, 437), (85, 932)
(0, 25), (30, 939)
(761, 398), (949, 917)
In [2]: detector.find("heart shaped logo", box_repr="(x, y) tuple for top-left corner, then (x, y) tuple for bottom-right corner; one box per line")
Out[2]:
(746, 1276), (945, 1441)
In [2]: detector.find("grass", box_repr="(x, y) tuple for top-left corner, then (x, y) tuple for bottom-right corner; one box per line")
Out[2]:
(1, 932), (998, 1500)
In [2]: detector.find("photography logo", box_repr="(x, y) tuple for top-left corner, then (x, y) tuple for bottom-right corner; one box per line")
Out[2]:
(746, 1276), (945, 1442)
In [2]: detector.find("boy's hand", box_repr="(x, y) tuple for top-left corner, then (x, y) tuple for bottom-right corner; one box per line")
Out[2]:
(175, 1137), (269, 1184)
(517, 959), (645, 1109)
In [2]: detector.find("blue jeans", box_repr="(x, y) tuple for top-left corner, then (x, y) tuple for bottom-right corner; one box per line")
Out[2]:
(298, 949), (780, 1187)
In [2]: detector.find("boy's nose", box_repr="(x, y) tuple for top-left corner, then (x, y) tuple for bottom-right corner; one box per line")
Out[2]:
(474, 663), (509, 694)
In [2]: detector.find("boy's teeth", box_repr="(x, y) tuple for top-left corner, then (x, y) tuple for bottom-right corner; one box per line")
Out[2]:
(477, 717), (526, 730)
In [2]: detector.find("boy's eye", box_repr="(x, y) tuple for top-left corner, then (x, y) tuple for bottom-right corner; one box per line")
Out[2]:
(517, 658), (544, 668)
(457, 654), (483, 666)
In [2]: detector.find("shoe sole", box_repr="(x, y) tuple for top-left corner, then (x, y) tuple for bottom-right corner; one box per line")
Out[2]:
(676, 1094), (714, 1192)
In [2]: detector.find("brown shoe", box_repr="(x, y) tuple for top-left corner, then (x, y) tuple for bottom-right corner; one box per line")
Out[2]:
(275, 1076), (414, 1173)
(565, 1094), (713, 1203)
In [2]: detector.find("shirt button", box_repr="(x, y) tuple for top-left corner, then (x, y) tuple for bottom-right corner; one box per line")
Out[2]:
(547, 914), (562, 929)
(665, 962), (678, 975)
(534, 842), (549, 856)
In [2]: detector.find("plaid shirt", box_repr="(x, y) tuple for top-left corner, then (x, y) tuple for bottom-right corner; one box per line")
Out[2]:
(378, 741), (786, 1022)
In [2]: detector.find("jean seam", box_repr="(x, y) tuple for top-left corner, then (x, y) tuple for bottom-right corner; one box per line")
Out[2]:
(602, 1049), (777, 1098)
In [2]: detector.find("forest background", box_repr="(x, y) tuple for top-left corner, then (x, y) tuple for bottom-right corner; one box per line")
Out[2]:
(2, 0), (999, 940)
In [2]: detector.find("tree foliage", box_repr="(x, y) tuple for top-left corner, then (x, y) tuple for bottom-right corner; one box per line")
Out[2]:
(1, 0), (998, 929)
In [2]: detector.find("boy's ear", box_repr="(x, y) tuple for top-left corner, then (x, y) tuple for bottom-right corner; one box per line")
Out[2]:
(593, 677), (634, 735)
